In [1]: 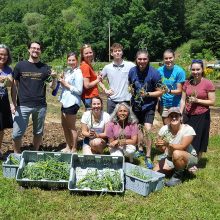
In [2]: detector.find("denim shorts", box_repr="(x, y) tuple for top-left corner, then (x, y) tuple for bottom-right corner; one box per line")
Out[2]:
(13, 106), (47, 140)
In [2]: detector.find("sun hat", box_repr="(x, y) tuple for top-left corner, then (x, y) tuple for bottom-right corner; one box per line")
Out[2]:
(167, 107), (181, 116)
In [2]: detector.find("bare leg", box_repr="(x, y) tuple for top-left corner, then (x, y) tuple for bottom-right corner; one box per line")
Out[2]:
(198, 152), (203, 160)
(13, 138), (22, 153)
(33, 134), (43, 151)
(144, 123), (153, 157)
(137, 130), (144, 151)
(172, 150), (189, 169)
(61, 113), (78, 153)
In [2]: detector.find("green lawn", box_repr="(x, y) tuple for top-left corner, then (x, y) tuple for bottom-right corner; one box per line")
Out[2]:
(1, 135), (220, 220)
(215, 89), (220, 107)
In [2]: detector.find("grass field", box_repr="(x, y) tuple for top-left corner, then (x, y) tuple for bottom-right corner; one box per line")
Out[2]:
(0, 135), (220, 220)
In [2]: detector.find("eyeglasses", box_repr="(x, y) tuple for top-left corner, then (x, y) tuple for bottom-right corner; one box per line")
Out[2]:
(30, 47), (41, 51)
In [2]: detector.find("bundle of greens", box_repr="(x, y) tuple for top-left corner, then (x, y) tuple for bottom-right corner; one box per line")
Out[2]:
(9, 154), (20, 165)
(128, 167), (150, 181)
(76, 168), (122, 191)
(22, 157), (70, 181)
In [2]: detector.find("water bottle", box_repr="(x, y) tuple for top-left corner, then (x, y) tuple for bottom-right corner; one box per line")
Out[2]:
(52, 81), (60, 96)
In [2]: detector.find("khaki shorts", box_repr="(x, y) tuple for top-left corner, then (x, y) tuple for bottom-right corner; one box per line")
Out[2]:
(159, 106), (170, 118)
(165, 154), (198, 169)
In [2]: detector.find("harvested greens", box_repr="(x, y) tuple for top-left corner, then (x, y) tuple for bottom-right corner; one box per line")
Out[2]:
(22, 157), (70, 181)
(129, 167), (150, 181)
(76, 168), (122, 191)
(9, 155), (20, 165)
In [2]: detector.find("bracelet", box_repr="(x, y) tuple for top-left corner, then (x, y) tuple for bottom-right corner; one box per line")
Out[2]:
(168, 89), (172, 94)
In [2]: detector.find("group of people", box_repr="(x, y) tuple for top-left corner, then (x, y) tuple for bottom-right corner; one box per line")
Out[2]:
(0, 41), (215, 186)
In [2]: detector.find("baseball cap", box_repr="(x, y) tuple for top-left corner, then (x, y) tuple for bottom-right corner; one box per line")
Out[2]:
(167, 107), (181, 116)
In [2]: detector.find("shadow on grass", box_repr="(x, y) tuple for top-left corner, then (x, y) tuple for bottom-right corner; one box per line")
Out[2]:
(198, 157), (208, 169)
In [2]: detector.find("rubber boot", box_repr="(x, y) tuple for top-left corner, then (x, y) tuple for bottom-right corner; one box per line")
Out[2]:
(165, 169), (184, 187)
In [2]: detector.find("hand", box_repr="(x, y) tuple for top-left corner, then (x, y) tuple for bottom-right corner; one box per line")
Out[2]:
(104, 88), (114, 96)
(89, 129), (96, 139)
(162, 86), (169, 94)
(0, 76), (6, 83)
(118, 139), (126, 146)
(10, 103), (16, 114)
(109, 140), (119, 148)
(59, 78), (68, 87)
(188, 96), (198, 103)
(155, 138), (167, 152)
(96, 75), (103, 83)
(140, 90), (149, 97)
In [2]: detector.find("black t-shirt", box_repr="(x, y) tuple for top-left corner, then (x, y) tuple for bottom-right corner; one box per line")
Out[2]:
(13, 60), (51, 107)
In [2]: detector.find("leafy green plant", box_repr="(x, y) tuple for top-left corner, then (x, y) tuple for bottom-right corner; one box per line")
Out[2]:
(9, 155), (20, 165)
(128, 167), (150, 181)
(76, 168), (122, 191)
(22, 157), (70, 181)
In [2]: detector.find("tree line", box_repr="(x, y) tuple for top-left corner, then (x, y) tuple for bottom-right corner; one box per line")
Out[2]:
(0, 0), (219, 62)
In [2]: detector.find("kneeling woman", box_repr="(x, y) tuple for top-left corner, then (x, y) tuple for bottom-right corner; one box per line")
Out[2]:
(106, 103), (138, 162)
(154, 107), (198, 187)
(81, 96), (110, 154)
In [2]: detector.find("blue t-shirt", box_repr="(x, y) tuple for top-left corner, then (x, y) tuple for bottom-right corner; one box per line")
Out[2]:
(0, 66), (12, 97)
(158, 64), (185, 107)
(128, 65), (161, 111)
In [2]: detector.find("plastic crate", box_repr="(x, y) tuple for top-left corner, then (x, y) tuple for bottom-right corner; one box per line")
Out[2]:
(16, 151), (72, 189)
(124, 163), (165, 196)
(68, 154), (124, 193)
(2, 153), (21, 178)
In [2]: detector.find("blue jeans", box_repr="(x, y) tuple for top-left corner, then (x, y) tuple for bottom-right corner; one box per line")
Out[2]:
(82, 98), (92, 110)
(13, 106), (47, 140)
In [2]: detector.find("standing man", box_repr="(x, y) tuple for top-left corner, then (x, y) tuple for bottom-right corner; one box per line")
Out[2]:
(99, 43), (135, 114)
(128, 49), (162, 169)
(11, 41), (56, 153)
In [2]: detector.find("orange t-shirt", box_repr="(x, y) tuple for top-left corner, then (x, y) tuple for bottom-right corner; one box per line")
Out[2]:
(80, 61), (99, 99)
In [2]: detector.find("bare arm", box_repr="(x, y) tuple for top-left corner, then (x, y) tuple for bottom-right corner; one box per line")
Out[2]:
(109, 134), (138, 147)
(195, 91), (215, 106)
(147, 88), (163, 98)
(169, 135), (194, 151)
(169, 83), (183, 95)
(83, 75), (102, 90)
(180, 91), (186, 114)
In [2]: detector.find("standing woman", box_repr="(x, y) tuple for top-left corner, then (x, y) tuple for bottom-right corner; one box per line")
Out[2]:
(80, 44), (102, 109)
(59, 52), (83, 153)
(158, 49), (186, 125)
(180, 60), (215, 164)
(0, 44), (13, 157)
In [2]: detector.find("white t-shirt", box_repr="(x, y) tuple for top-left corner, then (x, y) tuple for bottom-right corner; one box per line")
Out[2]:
(101, 60), (135, 101)
(158, 124), (197, 156)
(81, 111), (110, 134)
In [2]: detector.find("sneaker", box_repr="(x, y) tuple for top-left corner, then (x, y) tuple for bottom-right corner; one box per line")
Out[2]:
(134, 151), (145, 158)
(165, 177), (182, 187)
(145, 157), (153, 169)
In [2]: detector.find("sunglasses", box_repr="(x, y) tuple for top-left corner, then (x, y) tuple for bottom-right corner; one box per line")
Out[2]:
(192, 59), (203, 64)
